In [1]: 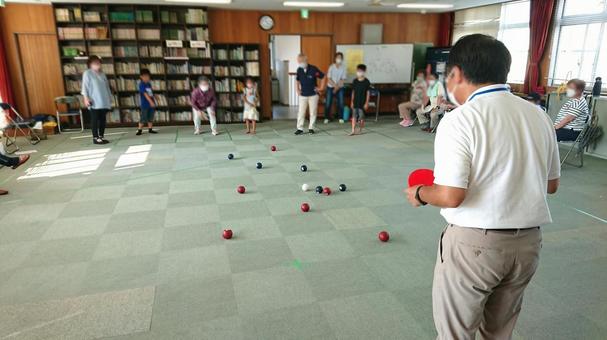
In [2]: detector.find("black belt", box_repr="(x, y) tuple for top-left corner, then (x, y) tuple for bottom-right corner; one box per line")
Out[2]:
(484, 226), (540, 233)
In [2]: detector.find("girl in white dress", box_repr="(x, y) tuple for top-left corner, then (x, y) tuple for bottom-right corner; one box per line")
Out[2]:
(243, 78), (259, 134)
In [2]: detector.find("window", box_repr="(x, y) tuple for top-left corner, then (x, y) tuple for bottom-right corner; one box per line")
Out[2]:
(550, 0), (607, 89)
(497, 0), (531, 84)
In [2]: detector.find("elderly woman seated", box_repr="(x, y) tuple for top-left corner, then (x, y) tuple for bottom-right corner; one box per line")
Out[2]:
(554, 79), (589, 141)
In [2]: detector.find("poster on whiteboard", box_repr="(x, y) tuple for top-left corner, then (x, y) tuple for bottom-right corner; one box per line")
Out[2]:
(336, 44), (414, 84)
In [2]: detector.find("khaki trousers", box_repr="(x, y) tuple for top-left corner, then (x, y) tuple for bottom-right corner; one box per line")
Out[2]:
(433, 224), (541, 340)
(297, 95), (319, 131)
(398, 101), (421, 119)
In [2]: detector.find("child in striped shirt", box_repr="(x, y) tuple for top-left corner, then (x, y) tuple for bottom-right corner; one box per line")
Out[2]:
(554, 79), (589, 141)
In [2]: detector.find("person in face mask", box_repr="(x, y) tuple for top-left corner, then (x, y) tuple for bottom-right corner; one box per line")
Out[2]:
(405, 34), (560, 340)
(399, 70), (427, 126)
(295, 53), (325, 135)
(81, 55), (113, 144)
(324, 52), (347, 124)
(554, 78), (589, 141)
(191, 76), (218, 135)
(418, 72), (448, 131)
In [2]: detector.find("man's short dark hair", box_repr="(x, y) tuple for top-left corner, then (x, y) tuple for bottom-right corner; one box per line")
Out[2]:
(567, 78), (586, 92)
(140, 68), (151, 76)
(357, 64), (367, 72)
(448, 34), (511, 84)
(335, 52), (344, 59)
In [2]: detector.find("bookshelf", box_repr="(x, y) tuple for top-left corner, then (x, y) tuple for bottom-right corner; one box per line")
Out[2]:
(53, 3), (213, 126)
(211, 43), (261, 123)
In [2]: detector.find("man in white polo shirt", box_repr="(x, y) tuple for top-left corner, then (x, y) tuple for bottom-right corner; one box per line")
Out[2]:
(406, 34), (561, 339)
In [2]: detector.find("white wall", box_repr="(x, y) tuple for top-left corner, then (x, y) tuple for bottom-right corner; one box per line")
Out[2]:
(273, 35), (301, 74)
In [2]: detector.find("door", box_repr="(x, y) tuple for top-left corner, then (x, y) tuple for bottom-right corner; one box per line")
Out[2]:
(301, 35), (332, 77)
(301, 35), (332, 115)
(16, 33), (64, 116)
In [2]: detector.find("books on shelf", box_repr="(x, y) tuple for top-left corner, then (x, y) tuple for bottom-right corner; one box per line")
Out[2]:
(85, 27), (108, 40)
(162, 29), (185, 41)
(136, 10), (154, 23)
(55, 8), (82, 22)
(186, 27), (208, 41)
(185, 9), (207, 24)
(230, 66), (245, 77)
(168, 79), (191, 91)
(110, 11), (135, 23)
(116, 77), (137, 91)
(230, 79), (244, 93)
(187, 48), (210, 59)
(107, 110), (121, 124)
(154, 94), (168, 106)
(65, 80), (82, 92)
(103, 64), (115, 75)
(83, 11), (102, 22)
(168, 95), (191, 106)
(170, 111), (193, 122)
(229, 46), (244, 60)
(119, 95), (137, 107)
(63, 63), (87, 75)
(245, 50), (259, 60)
(246, 62), (260, 76)
(115, 62), (140, 75)
(231, 93), (244, 108)
(58, 27), (84, 40)
(160, 10), (181, 24)
(218, 93), (230, 108)
(151, 80), (167, 91)
(89, 45), (112, 57)
(138, 29), (160, 40)
(213, 49), (228, 60)
(114, 46), (138, 57)
(141, 62), (165, 74)
(139, 45), (163, 58)
(112, 28), (136, 40)
(165, 48), (188, 58)
(167, 62), (189, 74)
(214, 66), (229, 77)
(214, 79), (229, 93)
(189, 65), (211, 75)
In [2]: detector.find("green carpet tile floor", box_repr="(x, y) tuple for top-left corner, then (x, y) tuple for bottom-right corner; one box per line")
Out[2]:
(0, 119), (606, 339)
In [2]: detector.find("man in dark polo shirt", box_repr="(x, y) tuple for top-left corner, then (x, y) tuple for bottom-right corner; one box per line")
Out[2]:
(295, 53), (325, 135)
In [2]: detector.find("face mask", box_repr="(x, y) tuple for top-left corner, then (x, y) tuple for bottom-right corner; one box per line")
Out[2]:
(416, 75), (424, 81)
(91, 64), (101, 71)
(200, 85), (209, 92)
(356, 71), (365, 78)
(566, 88), (576, 98)
(335, 58), (343, 64)
(246, 83), (253, 89)
(299, 63), (307, 69)
(428, 80), (436, 86)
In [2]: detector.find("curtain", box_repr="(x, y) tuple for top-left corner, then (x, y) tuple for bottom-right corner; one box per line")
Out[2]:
(524, 0), (556, 94)
(0, 26), (14, 105)
(438, 12), (454, 46)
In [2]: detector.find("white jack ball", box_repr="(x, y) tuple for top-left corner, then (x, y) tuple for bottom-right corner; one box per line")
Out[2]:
(301, 183), (310, 192)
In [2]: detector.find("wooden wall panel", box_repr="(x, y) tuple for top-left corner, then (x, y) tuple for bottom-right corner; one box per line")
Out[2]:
(209, 9), (444, 118)
(0, 3), (62, 117)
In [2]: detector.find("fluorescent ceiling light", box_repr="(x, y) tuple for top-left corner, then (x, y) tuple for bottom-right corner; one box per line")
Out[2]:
(397, 3), (454, 9)
(283, 1), (345, 7)
(165, 0), (232, 3)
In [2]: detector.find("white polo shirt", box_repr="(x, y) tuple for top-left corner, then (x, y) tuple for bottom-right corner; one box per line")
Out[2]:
(434, 84), (560, 229)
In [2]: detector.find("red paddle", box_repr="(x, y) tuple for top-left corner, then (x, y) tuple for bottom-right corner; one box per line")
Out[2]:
(408, 169), (435, 187)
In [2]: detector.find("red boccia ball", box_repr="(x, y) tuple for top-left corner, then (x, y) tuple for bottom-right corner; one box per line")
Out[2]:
(378, 231), (390, 242)
(323, 187), (332, 196)
(271, 145), (277, 152)
(223, 229), (233, 239)
(301, 203), (310, 212)
(237, 185), (246, 194)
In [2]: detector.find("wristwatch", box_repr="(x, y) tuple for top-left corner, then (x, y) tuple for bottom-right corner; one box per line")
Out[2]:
(415, 186), (428, 206)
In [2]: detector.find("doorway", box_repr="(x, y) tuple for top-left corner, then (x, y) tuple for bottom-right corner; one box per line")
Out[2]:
(270, 34), (332, 120)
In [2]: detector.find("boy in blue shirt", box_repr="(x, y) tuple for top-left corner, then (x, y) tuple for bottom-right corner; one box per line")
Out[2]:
(137, 68), (157, 135)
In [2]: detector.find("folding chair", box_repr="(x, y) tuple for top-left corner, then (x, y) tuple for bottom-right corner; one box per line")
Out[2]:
(368, 88), (381, 122)
(560, 96), (598, 168)
(0, 102), (41, 153)
(54, 96), (84, 133)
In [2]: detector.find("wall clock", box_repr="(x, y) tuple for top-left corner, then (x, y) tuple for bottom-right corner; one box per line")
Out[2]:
(259, 15), (275, 31)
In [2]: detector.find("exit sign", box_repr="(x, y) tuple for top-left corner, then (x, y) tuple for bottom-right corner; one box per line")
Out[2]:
(300, 9), (309, 19)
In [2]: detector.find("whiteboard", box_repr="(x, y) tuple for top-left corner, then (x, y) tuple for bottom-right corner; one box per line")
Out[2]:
(336, 44), (414, 84)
